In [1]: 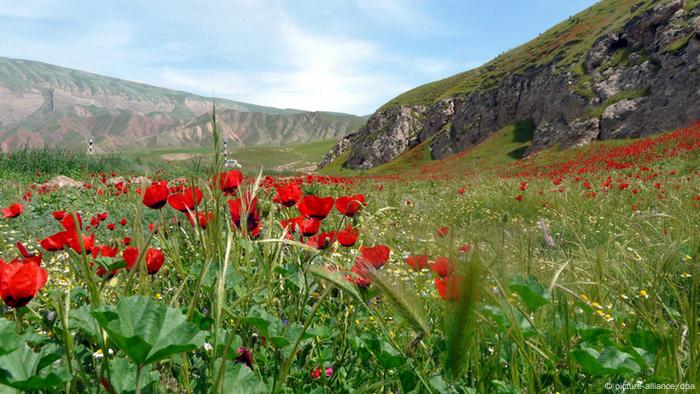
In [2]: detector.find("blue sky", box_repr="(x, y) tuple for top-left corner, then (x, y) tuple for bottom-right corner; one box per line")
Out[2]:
(0, 0), (597, 115)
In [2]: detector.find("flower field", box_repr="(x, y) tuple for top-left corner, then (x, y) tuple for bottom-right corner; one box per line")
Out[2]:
(1, 122), (699, 393)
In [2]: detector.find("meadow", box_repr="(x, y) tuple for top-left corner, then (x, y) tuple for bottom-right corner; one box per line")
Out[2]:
(0, 122), (699, 393)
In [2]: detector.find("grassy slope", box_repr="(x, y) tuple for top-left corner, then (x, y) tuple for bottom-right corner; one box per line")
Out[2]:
(319, 119), (648, 178)
(120, 139), (338, 175)
(382, 0), (663, 108)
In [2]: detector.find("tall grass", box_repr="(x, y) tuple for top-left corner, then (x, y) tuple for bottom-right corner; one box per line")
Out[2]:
(0, 147), (151, 180)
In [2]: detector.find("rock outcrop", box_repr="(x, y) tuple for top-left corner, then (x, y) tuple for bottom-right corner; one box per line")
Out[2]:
(323, 0), (700, 170)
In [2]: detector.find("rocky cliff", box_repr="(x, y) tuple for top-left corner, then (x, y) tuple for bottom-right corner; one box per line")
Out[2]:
(322, 0), (700, 170)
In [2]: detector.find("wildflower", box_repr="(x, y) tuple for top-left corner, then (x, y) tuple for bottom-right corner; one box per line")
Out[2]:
(405, 255), (429, 271)
(357, 245), (391, 269)
(300, 219), (321, 236)
(142, 182), (170, 209)
(214, 170), (243, 193)
(436, 227), (449, 237)
(429, 257), (453, 278)
(167, 187), (203, 212)
(639, 289), (649, 299)
(335, 194), (365, 217)
(272, 183), (303, 207)
(435, 275), (463, 301)
(336, 226), (359, 247)
(234, 347), (253, 369)
(1, 203), (23, 219)
(123, 247), (165, 275)
(298, 195), (334, 220)
(0, 259), (48, 308)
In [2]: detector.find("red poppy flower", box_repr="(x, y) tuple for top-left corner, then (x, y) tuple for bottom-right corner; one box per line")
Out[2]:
(335, 194), (365, 217)
(2, 203), (23, 219)
(185, 211), (213, 229)
(215, 170), (244, 193)
(91, 245), (120, 278)
(52, 211), (66, 220)
(61, 213), (83, 232)
(272, 183), (303, 207)
(436, 227), (449, 237)
(0, 260), (48, 308)
(107, 223), (116, 231)
(142, 183), (170, 209)
(430, 257), (453, 278)
(405, 255), (429, 271)
(41, 232), (67, 252)
(458, 244), (471, 254)
(64, 232), (96, 255)
(120, 218), (127, 226)
(12, 242), (42, 266)
(234, 347), (253, 369)
(297, 195), (334, 220)
(357, 245), (390, 269)
(280, 216), (304, 234)
(123, 247), (165, 275)
(307, 231), (336, 250)
(435, 275), (463, 301)
(515, 195), (523, 202)
(300, 219), (321, 236)
(167, 187), (203, 212)
(349, 263), (372, 288)
(228, 195), (261, 236)
(336, 226), (359, 247)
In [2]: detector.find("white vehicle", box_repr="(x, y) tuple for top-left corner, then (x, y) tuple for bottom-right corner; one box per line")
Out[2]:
(225, 159), (242, 168)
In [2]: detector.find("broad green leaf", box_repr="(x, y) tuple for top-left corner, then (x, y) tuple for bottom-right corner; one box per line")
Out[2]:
(0, 343), (70, 391)
(107, 358), (160, 394)
(508, 276), (551, 312)
(378, 341), (404, 369)
(570, 343), (641, 376)
(91, 295), (206, 365)
(69, 305), (101, 340)
(215, 360), (266, 393)
(0, 319), (20, 356)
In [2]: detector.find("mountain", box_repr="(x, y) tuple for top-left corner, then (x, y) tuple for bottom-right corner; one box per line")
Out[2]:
(0, 57), (365, 152)
(321, 0), (700, 170)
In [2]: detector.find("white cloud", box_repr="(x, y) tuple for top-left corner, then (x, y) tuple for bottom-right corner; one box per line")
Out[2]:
(0, 0), (460, 114)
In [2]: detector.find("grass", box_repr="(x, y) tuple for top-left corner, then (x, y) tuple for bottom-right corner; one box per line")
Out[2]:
(381, 0), (663, 109)
(321, 119), (537, 177)
(0, 147), (155, 181)
(0, 122), (699, 392)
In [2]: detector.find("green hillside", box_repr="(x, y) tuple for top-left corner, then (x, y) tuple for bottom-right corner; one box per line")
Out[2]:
(382, 0), (666, 108)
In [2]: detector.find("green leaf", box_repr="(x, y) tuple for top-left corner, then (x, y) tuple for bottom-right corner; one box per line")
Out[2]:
(214, 360), (266, 393)
(508, 276), (551, 312)
(0, 343), (70, 391)
(377, 341), (404, 369)
(69, 305), (101, 340)
(570, 343), (641, 376)
(0, 319), (20, 357)
(107, 358), (160, 394)
(91, 295), (206, 365)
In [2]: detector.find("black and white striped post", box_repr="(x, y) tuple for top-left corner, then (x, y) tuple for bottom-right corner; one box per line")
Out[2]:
(88, 137), (93, 156)
(223, 137), (228, 162)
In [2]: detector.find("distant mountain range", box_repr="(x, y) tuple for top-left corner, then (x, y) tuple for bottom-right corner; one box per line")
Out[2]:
(0, 56), (365, 152)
